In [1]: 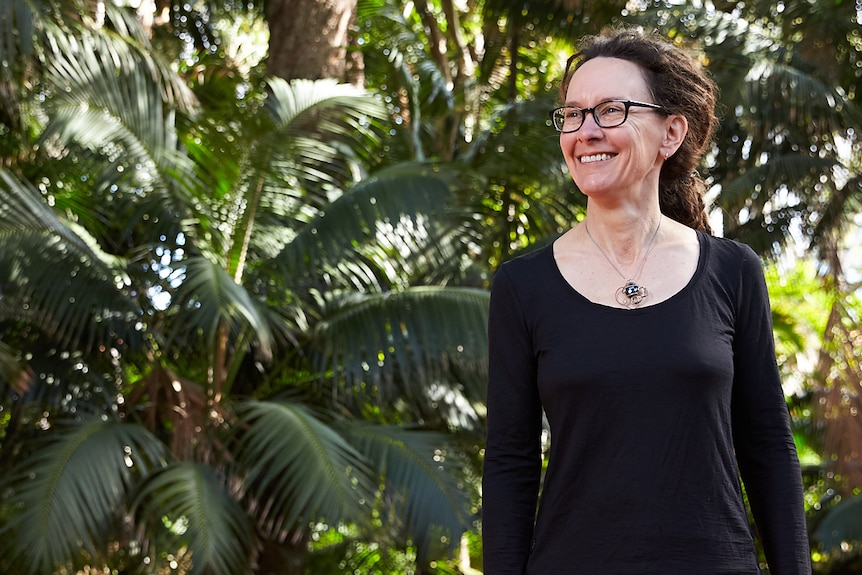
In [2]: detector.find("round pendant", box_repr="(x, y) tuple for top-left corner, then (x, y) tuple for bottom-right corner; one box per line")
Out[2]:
(615, 281), (647, 308)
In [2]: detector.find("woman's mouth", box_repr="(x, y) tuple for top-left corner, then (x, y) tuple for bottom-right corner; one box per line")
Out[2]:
(579, 153), (615, 164)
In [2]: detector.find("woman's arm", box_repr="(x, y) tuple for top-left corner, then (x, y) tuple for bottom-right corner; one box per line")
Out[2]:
(482, 265), (544, 575)
(730, 246), (811, 574)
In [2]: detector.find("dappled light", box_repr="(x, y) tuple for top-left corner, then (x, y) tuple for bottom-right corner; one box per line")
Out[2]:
(0, 0), (859, 573)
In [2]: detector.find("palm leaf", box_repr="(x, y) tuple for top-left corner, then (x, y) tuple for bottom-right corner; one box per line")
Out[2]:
(184, 78), (390, 286)
(41, 30), (188, 172)
(133, 462), (254, 575)
(0, 169), (142, 351)
(264, 76), (388, 177)
(312, 286), (489, 409)
(718, 154), (834, 206)
(352, 1), (454, 162)
(0, 418), (167, 575)
(167, 255), (273, 358)
(267, 77), (385, 135)
(344, 423), (472, 561)
(740, 57), (859, 140)
(0, 168), (96, 249)
(0, 1), (194, 110)
(232, 399), (377, 534)
(273, 166), (456, 287)
(814, 494), (862, 550)
(100, 3), (198, 111)
(717, 154), (835, 251)
(0, 0), (35, 65)
(35, 27), (200, 263)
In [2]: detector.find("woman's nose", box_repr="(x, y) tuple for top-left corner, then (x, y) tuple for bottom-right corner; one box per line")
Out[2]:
(577, 112), (604, 137)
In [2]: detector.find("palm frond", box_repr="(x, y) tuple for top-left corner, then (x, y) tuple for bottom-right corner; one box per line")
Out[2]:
(232, 399), (377, 534)
(0, 0), (35, 66)
(203, 78), (391, 281)
(101, 3), (198, 111)
(40, 30), (187, 171)
(312, 286), (489, 410)
(133, 462), (254, 575)
(273, 166), (455, 288)
(717, 154), (835, 251)
(814, 494), (862, 550)
(167, 255), (273, 358)
(1, 1), (195, 115)
(356, 0), (451, 161)
(0, 169), (142, 352)
(35, 28), (201, 259)
(741, 57), (860, 141)
(267, 77), (385, 134)
(0, 418), (167, 575)
(718, 154), (835, 208)
(344, 423), (472, 562)
(0, 167), (94, 247)
(265, 77), (387, 174)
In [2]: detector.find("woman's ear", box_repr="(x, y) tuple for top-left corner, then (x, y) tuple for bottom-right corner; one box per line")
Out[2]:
(662, 114), (688, 157)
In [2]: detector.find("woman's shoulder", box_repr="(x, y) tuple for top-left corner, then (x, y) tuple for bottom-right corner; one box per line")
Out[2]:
(698, 231), (766, 284)
(699, 230), (754, 253)
(496, 240), (556, 276)
(492, 241), (558, 298)
(700, 231), (760, 263)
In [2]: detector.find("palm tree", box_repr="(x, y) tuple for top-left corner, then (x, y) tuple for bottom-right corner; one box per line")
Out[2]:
(3, 1), (859, 573)
(0, 2), (492, 574)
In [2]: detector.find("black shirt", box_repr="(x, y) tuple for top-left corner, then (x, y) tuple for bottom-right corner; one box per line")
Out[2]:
(482, 231), (810, 574)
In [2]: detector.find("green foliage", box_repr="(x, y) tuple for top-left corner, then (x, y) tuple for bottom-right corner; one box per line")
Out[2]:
(0, 0), (860, 573)
(0, 418), (167, 573)
(232, 400), (378, 532)
(134, 463), (255, 575)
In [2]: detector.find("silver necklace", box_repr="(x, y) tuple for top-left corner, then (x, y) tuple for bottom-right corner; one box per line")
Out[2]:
(584, 215), (662, 308)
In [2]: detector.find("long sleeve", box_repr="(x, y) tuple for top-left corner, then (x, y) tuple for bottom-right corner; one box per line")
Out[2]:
(482, 265), (544, 575)
(730, 247), (811, 574)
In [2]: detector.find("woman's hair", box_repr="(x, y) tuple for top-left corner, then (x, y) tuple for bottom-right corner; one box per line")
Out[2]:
(561, 28), (719, 234)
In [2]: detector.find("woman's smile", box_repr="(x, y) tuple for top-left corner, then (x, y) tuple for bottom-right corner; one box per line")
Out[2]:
(579, 153), (616, 164)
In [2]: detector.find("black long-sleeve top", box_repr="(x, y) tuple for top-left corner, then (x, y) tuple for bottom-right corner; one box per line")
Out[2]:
(482, 231), (810, 574)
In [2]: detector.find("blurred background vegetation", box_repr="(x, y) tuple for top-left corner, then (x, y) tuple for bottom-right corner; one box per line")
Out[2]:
(0, 0), (859, 573)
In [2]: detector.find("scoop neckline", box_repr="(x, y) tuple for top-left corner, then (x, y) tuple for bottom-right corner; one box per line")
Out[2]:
(546, 229), (709, 314)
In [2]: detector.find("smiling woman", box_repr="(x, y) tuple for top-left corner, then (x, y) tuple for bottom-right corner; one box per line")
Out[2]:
(482, 27), (811, 575)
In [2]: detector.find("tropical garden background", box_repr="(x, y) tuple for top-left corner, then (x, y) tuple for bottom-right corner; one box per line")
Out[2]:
(0, 0), (859, 573)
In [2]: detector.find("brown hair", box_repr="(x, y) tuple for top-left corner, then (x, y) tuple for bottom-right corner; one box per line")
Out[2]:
(561, 28), (718, 233)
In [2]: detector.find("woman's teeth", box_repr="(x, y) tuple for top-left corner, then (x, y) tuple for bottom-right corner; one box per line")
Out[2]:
(580, 153), (614, 163)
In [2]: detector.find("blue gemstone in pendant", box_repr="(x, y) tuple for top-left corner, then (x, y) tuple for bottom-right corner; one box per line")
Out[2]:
(623, 283), (641, 297)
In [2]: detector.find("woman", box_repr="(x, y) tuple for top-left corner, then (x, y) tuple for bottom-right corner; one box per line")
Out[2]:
(482, 28), (811, 574)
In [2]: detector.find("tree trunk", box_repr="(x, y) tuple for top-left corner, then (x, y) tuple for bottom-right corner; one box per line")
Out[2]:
(265, 0), (362, 84)
(254, 529), (309, 574)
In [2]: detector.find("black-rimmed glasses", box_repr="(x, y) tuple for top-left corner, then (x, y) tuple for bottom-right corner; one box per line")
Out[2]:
(549, 100), (666, 133)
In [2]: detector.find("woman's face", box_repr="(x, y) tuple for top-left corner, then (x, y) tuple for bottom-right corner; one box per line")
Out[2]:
(560, 57), (672, 202)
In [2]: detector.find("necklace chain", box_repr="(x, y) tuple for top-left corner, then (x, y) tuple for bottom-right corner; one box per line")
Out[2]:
(583, 215), (663, 308)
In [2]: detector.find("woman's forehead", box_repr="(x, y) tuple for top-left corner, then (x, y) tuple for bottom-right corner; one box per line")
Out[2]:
(566, 57), (650, 103)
